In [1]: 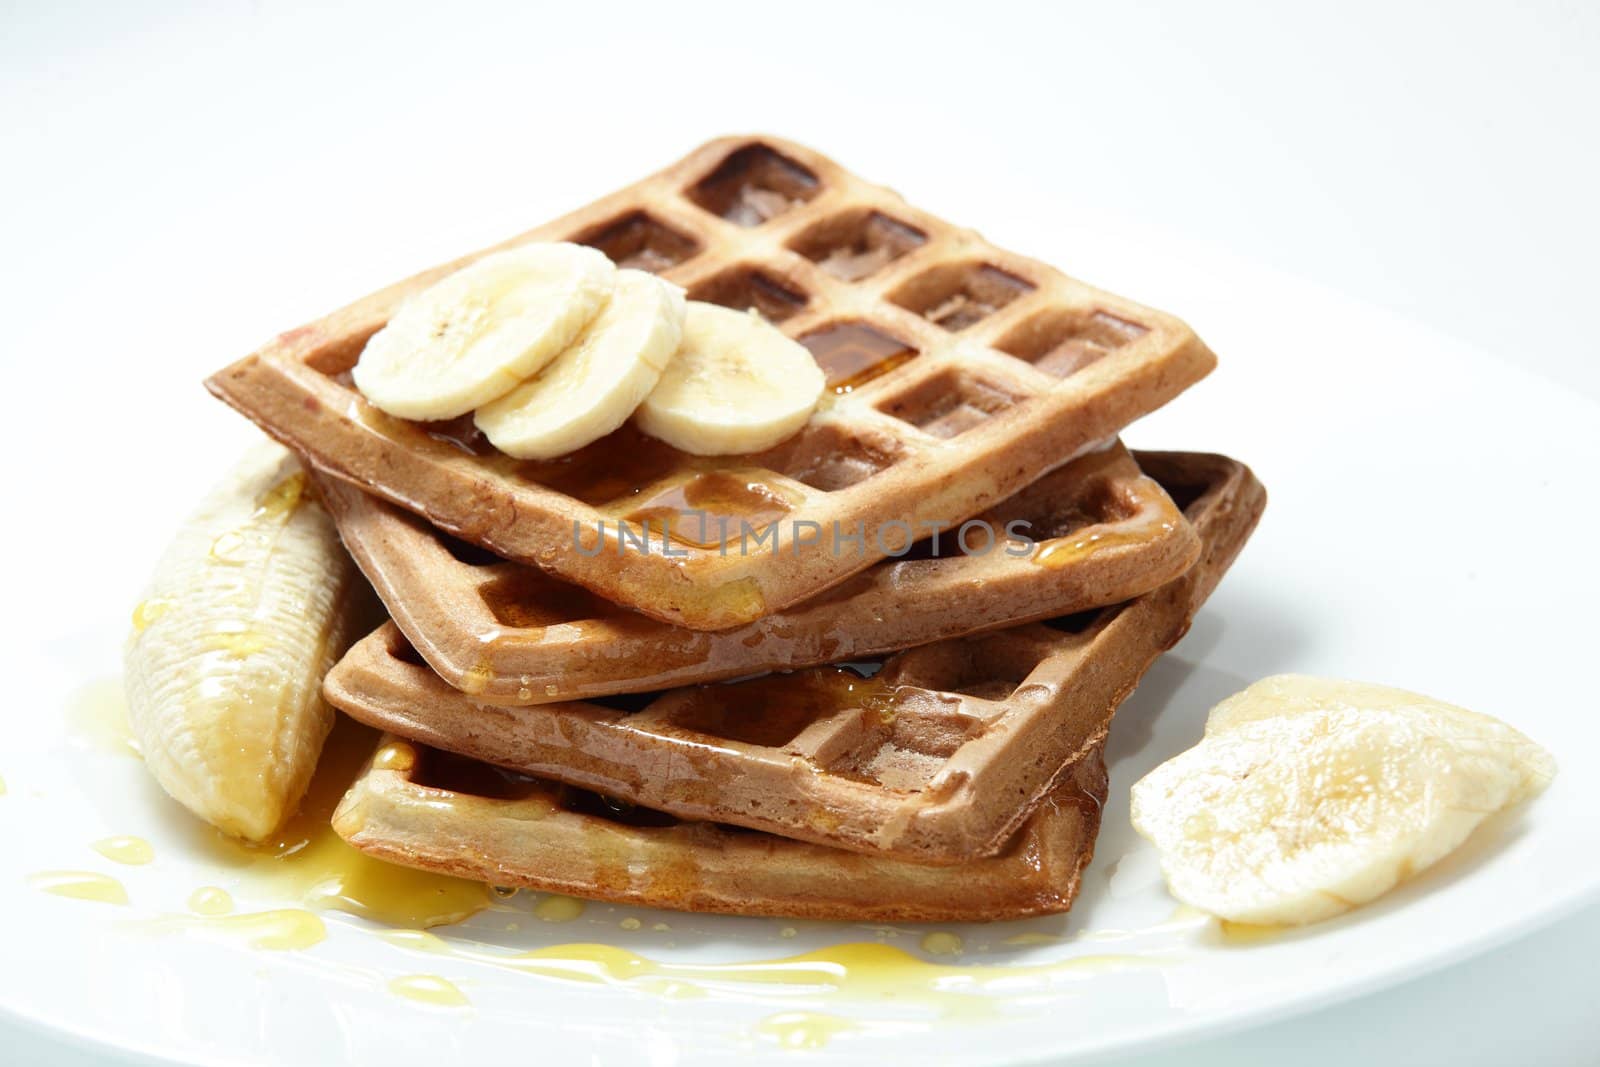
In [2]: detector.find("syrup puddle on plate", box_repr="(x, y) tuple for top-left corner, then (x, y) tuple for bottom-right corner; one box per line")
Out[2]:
(148, 908), (328, 951)
(377, 929), (1150, 1021)
(49, 677), (1197, 1035)
(66, 678), (140, 757)
(178, 716), (496, 929)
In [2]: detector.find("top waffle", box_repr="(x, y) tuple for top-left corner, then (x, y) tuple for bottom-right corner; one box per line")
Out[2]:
(207, 135), (1216, 630)
(315, 440), (1199, 705)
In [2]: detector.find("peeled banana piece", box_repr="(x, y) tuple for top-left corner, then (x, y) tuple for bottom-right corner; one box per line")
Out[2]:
(1130, 674), (1556, 926)
(123, 443), (367, 842)
(354, 243), (616, 421)
(635, 302), (825, 456)
(474, 269), (685, 459)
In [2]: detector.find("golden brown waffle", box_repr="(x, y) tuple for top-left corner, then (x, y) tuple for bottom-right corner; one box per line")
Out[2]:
(325, 451), (1263, 863)
(333, 735), (1107, 922)
(208, 135), (1216, 630)
(316, 440), (1199, 705)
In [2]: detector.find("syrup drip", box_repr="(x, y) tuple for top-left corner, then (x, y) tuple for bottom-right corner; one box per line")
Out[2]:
(389, 973), (470, 1007)
(188, 886), (235, 916)
(29, 870), (128, 906)
(532, 895), (586, 923)
(623, 472), (797, 548)
(93, 836), (155, 866)
(800, 323), (918, 394)
(1033, 520), (1174, 569)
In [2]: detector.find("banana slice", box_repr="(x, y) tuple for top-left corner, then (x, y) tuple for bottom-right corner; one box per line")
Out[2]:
(474, 270), (685, 459)
(124, 443), (368, 842)
(1130, 675), (1556, 926)
(353, 243), (616, 421)
(635, 302), (825, 456)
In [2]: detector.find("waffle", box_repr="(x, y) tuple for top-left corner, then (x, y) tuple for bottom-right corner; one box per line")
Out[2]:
(333, 735), (1107, 922)
(325, 451), (1264, 863)
(316, 440), (1199, 704)
(208, 135), (1216, 630)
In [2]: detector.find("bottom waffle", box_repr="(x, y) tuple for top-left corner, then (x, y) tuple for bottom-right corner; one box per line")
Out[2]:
(324, 450), (1264, 864)
(332, 735), (1107, 923)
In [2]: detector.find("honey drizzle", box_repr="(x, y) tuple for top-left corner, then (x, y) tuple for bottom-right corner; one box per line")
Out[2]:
(800, 322), (918, 394)
(621, 472), (798, 548)
(1033, 508), (1177, 570)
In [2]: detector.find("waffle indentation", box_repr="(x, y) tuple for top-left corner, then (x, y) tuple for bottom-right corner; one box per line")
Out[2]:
(798, 321), (919, 395)
(688, 266), (809, 322)
(888, 637), (1046, 701)
(478, 571), (620, 628)
(889, 262), (1035, 331)
(516, 425), (690, 506)
(996, 308), (1148, 378)
(662, 671), (868, 748)
(759, 423), (906, 492)
(686, 144), (820, 226)
(412, 746), (546, 801)
(788, 209), (928, 281)
(571, 211), (701, 273)
(827, 697), (986, 791)
(1024, 481), (1138, 539)
(877, 370), (1026, 439)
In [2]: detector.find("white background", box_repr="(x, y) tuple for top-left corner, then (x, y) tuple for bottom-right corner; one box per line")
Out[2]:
(3, 1), (1597, 1063)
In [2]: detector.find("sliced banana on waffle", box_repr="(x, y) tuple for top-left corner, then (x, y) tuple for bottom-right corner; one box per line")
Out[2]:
(1131, 674), (1556, 926)
(635, 302), (826, 456)
(123, 443), (368, 842)
(474, 270), (685, 459)
(354, 243), (615, 420)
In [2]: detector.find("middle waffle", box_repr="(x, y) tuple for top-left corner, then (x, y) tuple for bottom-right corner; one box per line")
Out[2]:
(315, 440), (1198, 704)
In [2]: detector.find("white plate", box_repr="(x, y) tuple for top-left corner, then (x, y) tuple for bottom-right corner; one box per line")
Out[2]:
(3, 218), (1598, 1066)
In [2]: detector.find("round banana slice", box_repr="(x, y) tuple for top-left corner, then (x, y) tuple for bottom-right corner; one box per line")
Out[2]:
(353, 242), (616, 421)
(635, 302), (825, 456)
(1130, 675), (1556, 926)
(474, 270), (685, 460)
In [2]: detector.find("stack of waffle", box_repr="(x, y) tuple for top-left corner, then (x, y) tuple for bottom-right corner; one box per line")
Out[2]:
(207, 136), (1265, 922)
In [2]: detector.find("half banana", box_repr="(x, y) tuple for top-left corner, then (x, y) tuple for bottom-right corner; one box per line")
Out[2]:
(1130, 674), (1556, 926)
(353, 243), (615, 421)
(635, 302), (826, 456)
(474, 269), (685, 460)
(123, 443), (369, 843)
